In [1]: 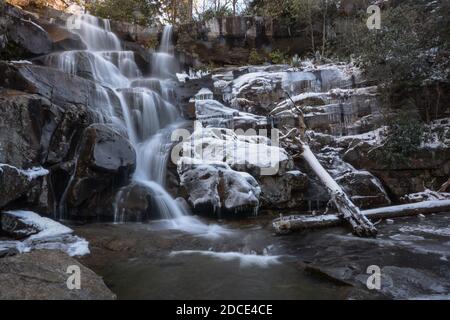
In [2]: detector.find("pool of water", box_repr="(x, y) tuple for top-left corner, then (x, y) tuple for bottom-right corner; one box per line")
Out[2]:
(76, 218), (351, 300)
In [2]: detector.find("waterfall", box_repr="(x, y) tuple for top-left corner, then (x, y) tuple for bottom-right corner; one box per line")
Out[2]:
(151, 25), (178, 79)
(47, 15), (226, 236)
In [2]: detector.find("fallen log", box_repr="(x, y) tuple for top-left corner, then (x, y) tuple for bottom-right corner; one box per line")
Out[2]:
(301, 144), (378, 237)
(439, 179), (450, 192)
(273, 200), (450, 234)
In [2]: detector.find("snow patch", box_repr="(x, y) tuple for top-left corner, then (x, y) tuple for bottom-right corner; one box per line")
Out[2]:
(0, 211), (90, 257)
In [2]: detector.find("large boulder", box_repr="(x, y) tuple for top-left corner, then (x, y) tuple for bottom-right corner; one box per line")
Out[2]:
(0, 250), (116, 300)
(336, 171), (391, 209)
(0, 3), (53, 58)
(0, 210), (40, 239)
(178, 162), (261, 216)
(67, 124), (136, 209)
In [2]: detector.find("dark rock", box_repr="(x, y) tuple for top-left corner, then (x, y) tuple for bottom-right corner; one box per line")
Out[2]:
(6, 17), (52, 56)
(67, 124), (136, 208)
(336, 171), (391, 209)
(343, 140), (450, 198)
(0, 62), (122, 114)
(112, 183), (155, 222)
(0, 211), (39, 239)
(45, 104), (92, 165)
(0, 250), (116, 300)
(0, 164), (47, 210)
(259, 170), (309, 208)
(0, 89), (63, 168)
(78, 124), (135, 174)
(1, 5), (53, 58)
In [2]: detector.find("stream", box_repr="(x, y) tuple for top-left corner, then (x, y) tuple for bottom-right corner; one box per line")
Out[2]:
(74, 212), (450, 300)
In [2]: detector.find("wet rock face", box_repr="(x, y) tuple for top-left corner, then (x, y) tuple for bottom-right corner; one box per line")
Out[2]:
(0, 90), (63, 168)
(112, 184), (155, 222)
(67, 124), (136, 209)
(0, 62), (122, 113)
(79, 124), (135, 173)
(0, 250), (116, 300)
(179, 163), (261, 216)
(38, 20), (86, 51)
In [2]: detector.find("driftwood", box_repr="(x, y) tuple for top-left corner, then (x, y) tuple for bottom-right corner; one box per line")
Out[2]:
(301, 144), (377, 236)
(439, 179), (450, 192)
(279, 126), (377, 237)
(273, 200), (450, 234)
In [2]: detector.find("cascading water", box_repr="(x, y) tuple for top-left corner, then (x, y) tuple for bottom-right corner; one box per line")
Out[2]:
(49, 14), (227, 236)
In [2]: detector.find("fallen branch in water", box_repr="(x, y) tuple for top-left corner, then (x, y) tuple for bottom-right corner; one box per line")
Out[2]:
(279, 128), (377, 237)
(273, 200), (450, 235)
(439, 179), (450, 192)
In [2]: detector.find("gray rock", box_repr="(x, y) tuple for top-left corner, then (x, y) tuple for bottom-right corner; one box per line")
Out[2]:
(0, 250), (116, 300)
(113, 183), (155, 222)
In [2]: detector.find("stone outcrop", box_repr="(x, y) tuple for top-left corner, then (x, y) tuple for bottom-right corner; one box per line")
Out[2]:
(175, 16), (310, 66)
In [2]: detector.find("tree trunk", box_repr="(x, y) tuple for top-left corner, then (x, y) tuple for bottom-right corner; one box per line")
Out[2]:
(273, 200), (450, 234)
(301, 144), (377, 236)
(321, 0), (327, 57)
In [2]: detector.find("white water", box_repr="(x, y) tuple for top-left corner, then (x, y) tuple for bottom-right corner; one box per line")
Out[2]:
(48, 14), (226, 237)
